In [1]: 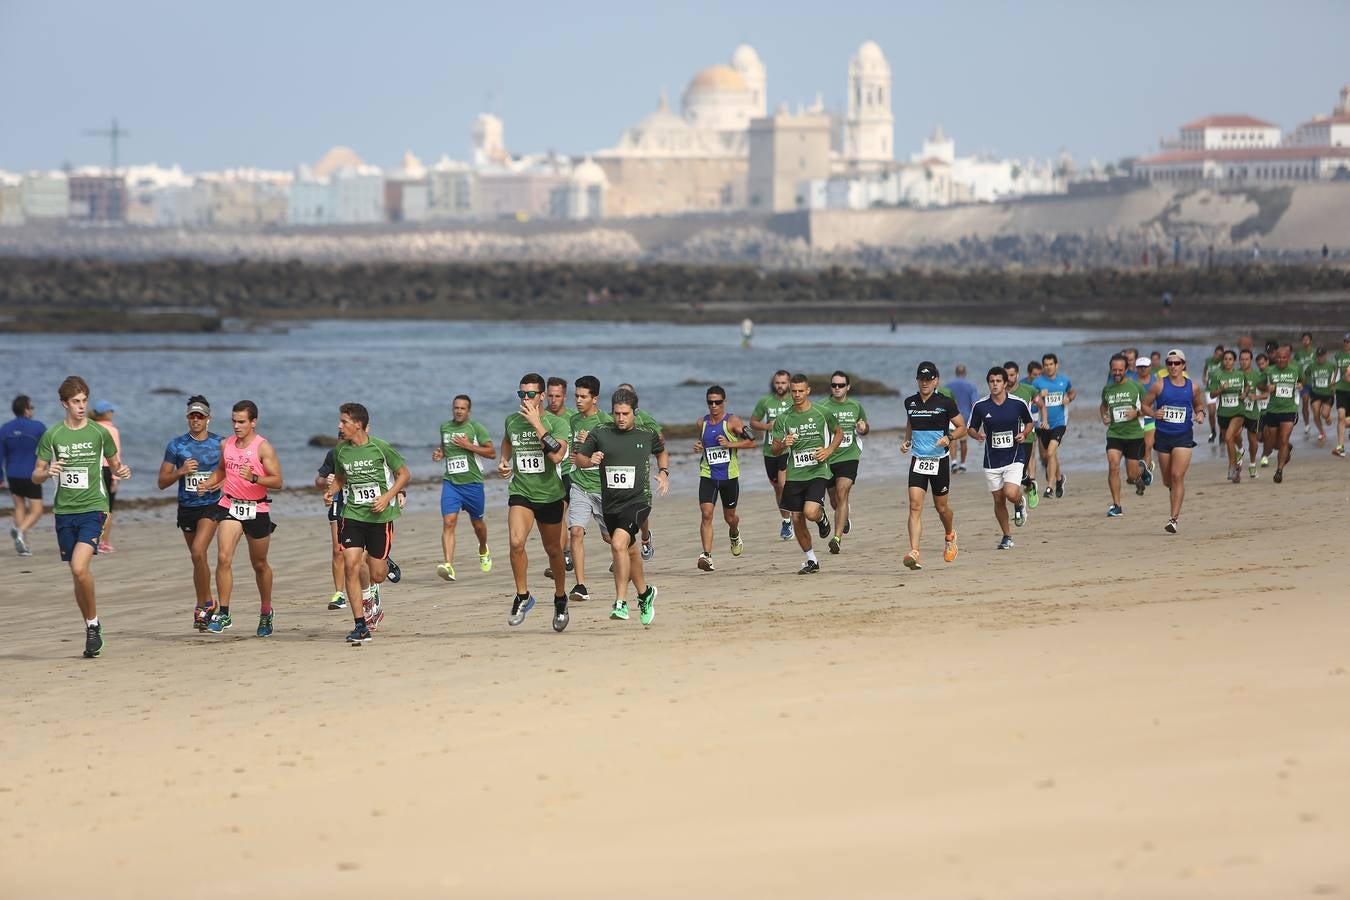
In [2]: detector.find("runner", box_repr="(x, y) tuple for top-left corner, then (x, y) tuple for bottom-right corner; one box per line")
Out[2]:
(1131, 356), (1158, 487)
(1238, 349), (1263, 478)
(1258, 344), (1302, 483)
(196, 400), (284, 637)
(750, 370), (794, 541)
(617, 383), (663, 560)
(944, 365), (979, 472)
(1253, 351), (1273, 469)
(1294, 332), (1316, 436)
(901, 361), (965, 570)
(1206, 349), (1246, 482)
(1032, 353), (1075, 498)
(90, 400), (121, 553)
(31, 376), (130, 658)
(498, 373), (571, 632)
(768, 374), (843, 574)
(1335, 333), (1350, 457)
(1141, 349), (1205, 534)
(1099, 355), (1148, 516)
(967, 366), (1034, 547)
(2, 394), (46, 556)
(565, 376), (612, 599)
(431, 394), (495, 583)
(156, 395), (223, 629)
(325, 402), (410, 643)
(543, 377), (575, 578)
(817, 370), (869, 554)
(574, 387), (670, 624)
(691, 384), (754, 571)
(1005, 361), (1041, 509)
(1303, 346), (1336, 444)
(315, 441), (363, 610)
(1202, 345), (1226, 443)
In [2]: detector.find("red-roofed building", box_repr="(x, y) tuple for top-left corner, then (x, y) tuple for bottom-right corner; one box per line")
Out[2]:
(1164, 114), (1281, 152)
(1286, 86), (1350, 149)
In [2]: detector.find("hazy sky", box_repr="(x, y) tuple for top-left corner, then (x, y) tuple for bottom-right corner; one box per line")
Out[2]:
(2, 0), (1346, 173)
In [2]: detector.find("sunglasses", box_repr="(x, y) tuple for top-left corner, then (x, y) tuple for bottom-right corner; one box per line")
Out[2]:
(830, 382), (847, 388)
(1166, 360), (1184, 366)
(707, 398), (724, 405)
(517, 390), (540, 399)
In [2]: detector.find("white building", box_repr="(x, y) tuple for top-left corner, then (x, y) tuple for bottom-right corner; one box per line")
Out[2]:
(332, 166), (384, 224)
(0, 173), (23, 226)
(549, 156), (607, 220)
(731, 43), (767, 119)
(1285, 85), (1350, 148)
(426, 156), (478, 220)
(842, 40), (894, 166)
(472, 114), (507, 167)
(20, 171), (71, 220)
(1162, 115), (1282, 151)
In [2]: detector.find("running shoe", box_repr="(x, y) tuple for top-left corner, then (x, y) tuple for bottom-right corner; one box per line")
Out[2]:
(366, 605), (385, 633)
(729, 530), (744, 557)
(508, 594), (536, 627)
(843, 518), (852, 535)
(207, 612), (233, 634)
(569, 583), (591, 601)
(638, 585), (657, 626)
(640, 539), (654, 561)
(997, 535), (1014, 551)
(256, 612), (273, 638)
(1026, 481), (1040, 509)
(779, 519), (793, 541)
(1054, 476), (1064, 498)
(902, 550), (922, 571)
(1164, 518), (1179, 534)
(697, 553), (714, 572)
(1335, 445), (1347, 458)
(385, 558), (401, 584)
(194, 603), (214, 631)
(328, 591), (348, 610)
(1135, 477), (1147, 496)
(345, 622), (372, 644)
(1107, 505), (1123, 517)
(83, 622), (103, 658)
(797, 559), (820, 575)
(437, 562), (457, 582)
(943, 533), (958, 563)
(1141, 467), (1153, 487)
(543, 566), (554, 579)
(610, 600), (629, 620)
(98, 542), (116, 554)
(1249, 463), (1259, 477)
(15, 533), (31, 557)
(1304, 424), (1311, 436)
(1013, 504), (1026, 527)
(552, 595), (569, 632)
(1208, 432), (1216, 444)
(1260, 455), (1270, 468)
(1318, 432), (1327, 443)
(817, 511), (831, 539)
(1232, 465), (1242, 484)
(479, 548), (492, 572)
(1273, 468), (1284, 484)
(564, 550), (574, 573)
(828, 535), (842, 555)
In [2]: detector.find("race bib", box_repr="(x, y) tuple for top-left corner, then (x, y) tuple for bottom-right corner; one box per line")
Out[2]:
(605, 465), (636, 489)
(705, 446), (731, 466)
(445, 455), (470, 475)
(1045, 391), (1065, 407)
(1221, 393), (1239, 407)
(229, 498), (258, 520)
(1243, 397), (1256, 412)
(912, 457), (939, 475)
(515, 452), (545, 474)
(839, 433), (855, 449)
(59, 468), (89, 490)
(1274, 383), (1294, 399)
(1161, 406), (1188, 424)
(792, 448), (818, 469)
(1111, 407), (1131, 424)
(991, 431), (1014, 449)
(183, 472), (209, 492)
(1314, 375), (1330, 389)
(347, 482), (381, 506)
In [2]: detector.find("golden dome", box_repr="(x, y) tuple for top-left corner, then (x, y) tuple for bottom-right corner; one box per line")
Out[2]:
(686, 65), (748, 94)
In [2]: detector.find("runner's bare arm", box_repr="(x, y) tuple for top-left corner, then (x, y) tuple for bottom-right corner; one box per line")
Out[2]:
(497, 435), (513, 477)
(725, 415), (757, 450)
(946, 413), (968, 444)
(1139, 381), (1164, 418)
(253, 442), (283, 490)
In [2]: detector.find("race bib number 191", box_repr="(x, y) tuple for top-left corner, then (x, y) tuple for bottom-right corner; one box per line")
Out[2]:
(230, 498), (258, 520)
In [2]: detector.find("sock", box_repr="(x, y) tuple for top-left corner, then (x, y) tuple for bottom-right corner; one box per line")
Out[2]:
(336, 591), (346, 600)
(805, 549), (817, 563)
(220, 606), (229, 617)
(700, 550), (712, 558)
(260, 603), (272, 616)
(728, 528), (739, 539)
(781, 517), (791, 525)
(355, 616), (366, 628)
(86, 617), (98, 627)
(554, 594), (567, 612)
(516, 592), (530, 604)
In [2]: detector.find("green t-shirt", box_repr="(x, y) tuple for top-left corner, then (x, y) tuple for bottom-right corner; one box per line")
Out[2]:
(1203, 356), (1225, 384)
(36, 420), (117, 515)
(751, 392), (793, 457)
(1241, 369), (1263, 419)
(568, 409), (613, 493)
(438, 419), (491, 485)
(816, 397), (868, 463)
(1333, 351), (1350, 394)
(504, 411), (570, 503)
(1261, 364), (1301, 414)
(770, 403), (839, 482)
(1207, 369), (1245, 416)
(1010, 382), (1039, 443)
(334, 435), (406, 524)
(634, 409), (661, 435)
(1100, 380), (1145, 439)
(577, 423), (663, 510)
(548, 406), (576, 474)
(1305, 361), (1337, 396)
(1293, 348), (1316, 376)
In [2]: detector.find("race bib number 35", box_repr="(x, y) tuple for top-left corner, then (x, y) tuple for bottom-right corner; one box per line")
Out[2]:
(605, 465), (636, 489)
(912, 457), (939, 475)
(705, 446), (731, 466)
(515, 452), (545, 474)
(59, 468), (90, 490)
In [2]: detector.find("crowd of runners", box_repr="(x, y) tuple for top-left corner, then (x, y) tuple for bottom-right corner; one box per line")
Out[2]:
(6, 331), (1348, 658)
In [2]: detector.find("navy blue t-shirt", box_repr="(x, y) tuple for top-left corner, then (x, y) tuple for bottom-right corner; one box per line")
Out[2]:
(1, 416), (47, 481)
(163, 432), (223, 507)
(967, 395), (1034, 469)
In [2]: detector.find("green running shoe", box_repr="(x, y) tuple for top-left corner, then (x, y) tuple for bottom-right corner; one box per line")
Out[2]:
(83, 622), (103, 658)
(1026, 480), (1040, 510)
(256, 612), (274, 637)
(638, 586), (657, 626)
(207, 612), (233, 634)
(610, 600), (629, 621)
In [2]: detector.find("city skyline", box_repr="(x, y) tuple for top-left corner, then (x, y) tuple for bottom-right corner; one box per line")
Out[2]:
(1, 0), (1347, 173)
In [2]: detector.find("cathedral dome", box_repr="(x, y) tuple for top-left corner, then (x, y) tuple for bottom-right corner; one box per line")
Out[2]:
(686, 65), (748, 95)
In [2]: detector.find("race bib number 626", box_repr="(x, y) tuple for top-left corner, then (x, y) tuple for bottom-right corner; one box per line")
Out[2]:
(912, 457), (939, 475)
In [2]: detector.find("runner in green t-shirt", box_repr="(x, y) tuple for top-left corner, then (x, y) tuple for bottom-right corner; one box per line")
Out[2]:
(1202, 345), (1226, 443)
(564, 375), (613, 603)
(1206, 349), (1246, 481)
(575, 386), (669, 625)
(769, 374), (843, 575)
(1006, 361), (1042, 508)
(750, 370), (795, 541)
(31, 375), (131, 659)
(1257, 346), (1302, 483)
(544, 377), (576, 578)
(1334, 334), (1350, 457)
(498, 373), (572, 632)
(1303, 347), (1337, 444)
(617, 382), (662, 561)
(1294, 332), (1316, 435)
(431, 394), (495, 583)
(1099, 356), (1146, 515)
(816, 370), (869, 555)
(327, 402), (410, 643)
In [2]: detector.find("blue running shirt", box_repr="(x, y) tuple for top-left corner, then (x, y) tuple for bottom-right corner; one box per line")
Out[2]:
(163, 432), (223, 507)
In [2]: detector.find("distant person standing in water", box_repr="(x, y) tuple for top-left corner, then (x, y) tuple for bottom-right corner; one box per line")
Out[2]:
(741, 318), (754, 349)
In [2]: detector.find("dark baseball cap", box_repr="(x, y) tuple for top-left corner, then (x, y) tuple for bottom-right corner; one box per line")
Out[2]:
(916, 361), (939, 379)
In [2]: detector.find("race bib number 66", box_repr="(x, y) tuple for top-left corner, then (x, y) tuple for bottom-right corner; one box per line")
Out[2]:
(605, 465), (636, 489)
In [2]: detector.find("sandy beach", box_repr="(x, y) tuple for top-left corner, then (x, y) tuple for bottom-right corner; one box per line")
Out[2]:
(3, 449), (1348, 898)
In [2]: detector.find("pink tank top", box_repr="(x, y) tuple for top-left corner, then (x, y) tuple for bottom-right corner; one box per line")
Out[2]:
(218, 433), (270, 512)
